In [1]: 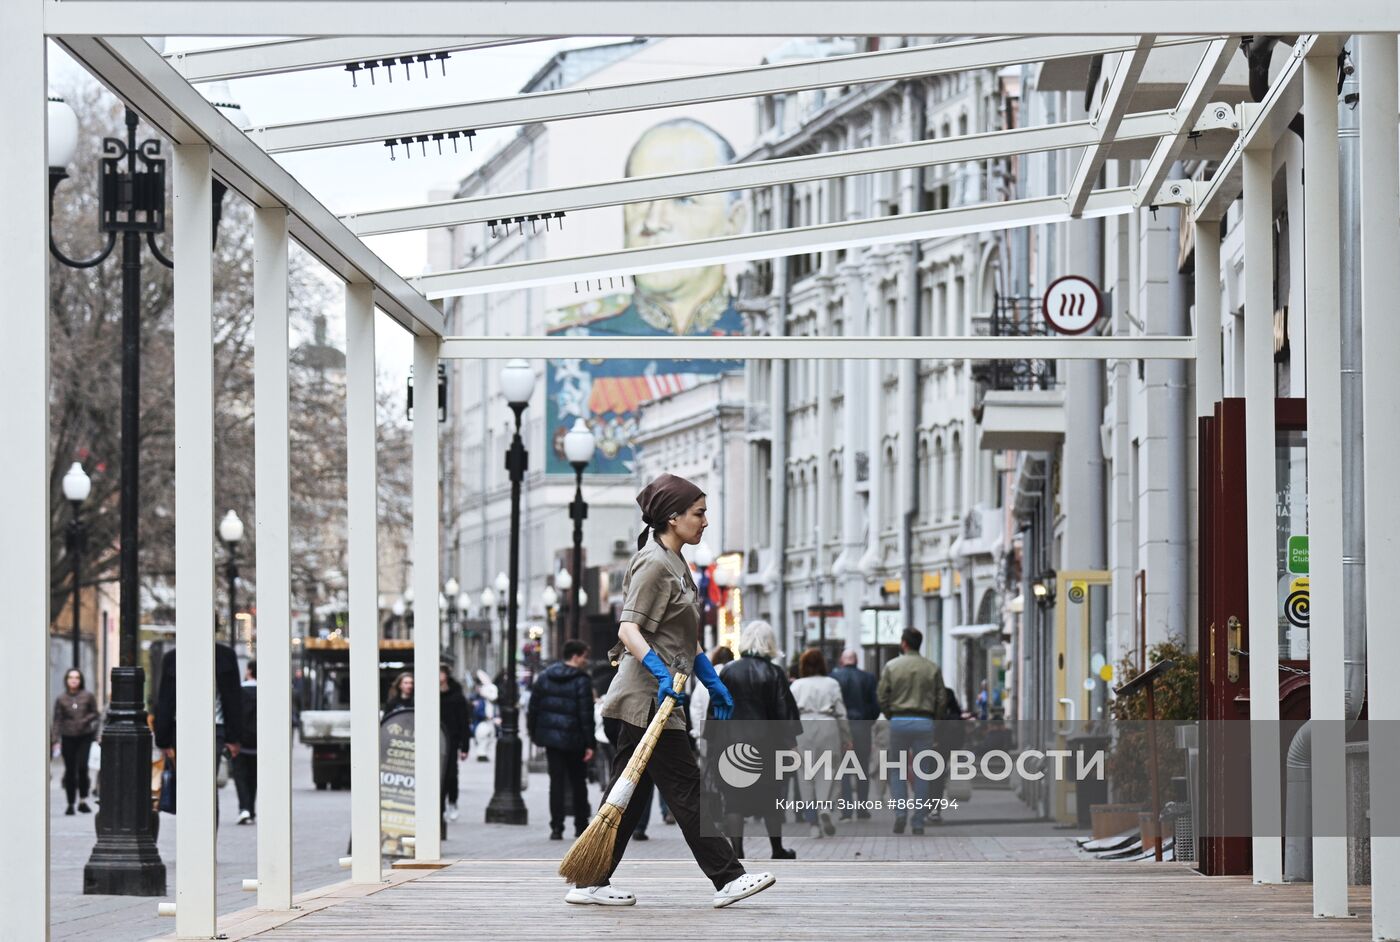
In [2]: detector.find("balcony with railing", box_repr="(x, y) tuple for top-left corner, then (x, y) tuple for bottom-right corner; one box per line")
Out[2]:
(972, 294), (1065, 452)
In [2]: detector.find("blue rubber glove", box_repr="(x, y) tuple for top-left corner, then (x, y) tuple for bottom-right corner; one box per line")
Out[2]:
(642, 649), (685, 708)
(693, 653), (735, 721)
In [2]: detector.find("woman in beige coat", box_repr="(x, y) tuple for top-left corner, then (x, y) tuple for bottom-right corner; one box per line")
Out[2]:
(789, 648), (851, 838)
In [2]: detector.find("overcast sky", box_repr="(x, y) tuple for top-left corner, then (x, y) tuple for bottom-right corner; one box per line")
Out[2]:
(47, 36), (620, 383)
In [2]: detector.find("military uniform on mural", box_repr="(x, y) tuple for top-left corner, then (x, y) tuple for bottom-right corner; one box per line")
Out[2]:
(545, 115), (749, 476)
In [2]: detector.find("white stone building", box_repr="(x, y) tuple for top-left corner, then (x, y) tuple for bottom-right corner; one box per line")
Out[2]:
(738, 39), (1004, 693)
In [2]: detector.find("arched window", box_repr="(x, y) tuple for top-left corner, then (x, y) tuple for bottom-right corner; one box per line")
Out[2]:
(882, 444), (898, 532)
(934, 434), (947, 522)
(917, 437), (931, 524)
(951, 430), (964, 519)
(830, 454), (843, 542)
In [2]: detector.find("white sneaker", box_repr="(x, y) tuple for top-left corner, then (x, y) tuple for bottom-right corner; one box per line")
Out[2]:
(713, 871), (775, 908)
(564, 884), (637, 906)
(808, 824), (822, 839)
(237, 809), (252, 825)
(446, 803), (459, 823)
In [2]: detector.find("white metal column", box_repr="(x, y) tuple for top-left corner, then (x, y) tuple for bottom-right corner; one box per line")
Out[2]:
(345, 282), (382, 884)
(172, 142), (218, 938)
(1302, 46), (1349, 918)
(1359, 32), (1400, 942)
(1242, 124), (1284, 885)
(253, 206), (293, 910)
(1193, 218), (1223, 418)
(0, 4), (50, 937)
(412, 333), (443, 862)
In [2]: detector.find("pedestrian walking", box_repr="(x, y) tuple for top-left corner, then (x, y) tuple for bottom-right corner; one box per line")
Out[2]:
(705, 620), (799, 860)
(830, 648), (879, 819)
(52, 668), (100, 815)
(976, 679), (990, 721)
(440, 666), (471, 822)
(471, 670), (497, 760)
(527, 639), (597, 840)
(569, 473), (773, 908)
(876, 628), (945, 835)
(232, 661), (258, 824)
(790, 648), (851, 838)
(153, 637), (245, 826)
(384, 672), (414, 715)
(929, 686), (965, 820)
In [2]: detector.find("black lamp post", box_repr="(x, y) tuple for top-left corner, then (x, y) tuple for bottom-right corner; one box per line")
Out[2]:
(50, 81), (246, 896)
(62, 462), (92, 670)
(443, 577), (460, 660)
(219, 510), (244, 646)
(541, 585), (559, 660)
(49, 95), (171, 898)
(562, 418), (596, 642)
(485, 359), (534, 825)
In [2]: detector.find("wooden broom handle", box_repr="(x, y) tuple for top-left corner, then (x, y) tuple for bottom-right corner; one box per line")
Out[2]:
(623, 670), (689, 777)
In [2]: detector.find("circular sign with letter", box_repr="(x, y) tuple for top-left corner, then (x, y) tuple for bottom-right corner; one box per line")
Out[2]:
(1042, 275), (1103, 335)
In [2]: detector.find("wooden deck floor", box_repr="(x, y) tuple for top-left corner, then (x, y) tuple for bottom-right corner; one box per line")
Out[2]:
(195, 857), (1375, 941)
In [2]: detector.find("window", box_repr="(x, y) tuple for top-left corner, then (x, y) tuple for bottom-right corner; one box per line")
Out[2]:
(917, 438), (931, 523)
(881, 444), (897, 532)
(934, 435), (946, 522)
(830, 455), (843, 542)
(951, 430), (963, 517)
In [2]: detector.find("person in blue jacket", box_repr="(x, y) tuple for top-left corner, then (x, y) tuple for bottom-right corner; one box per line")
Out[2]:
(528, 639), (597, 840)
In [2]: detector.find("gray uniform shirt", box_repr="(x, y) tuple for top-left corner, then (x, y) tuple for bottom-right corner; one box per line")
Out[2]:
(600, 539), (700, 730)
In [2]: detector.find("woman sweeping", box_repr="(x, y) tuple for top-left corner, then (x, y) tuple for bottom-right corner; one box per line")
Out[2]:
(566, 473), (776, 908)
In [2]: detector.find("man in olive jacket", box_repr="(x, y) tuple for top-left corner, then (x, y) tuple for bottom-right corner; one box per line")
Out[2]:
(527, 640), (595, 840)
(876, 628), (945, 834)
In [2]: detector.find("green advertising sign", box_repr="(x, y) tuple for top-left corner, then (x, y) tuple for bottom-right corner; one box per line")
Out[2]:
(1288, 535), (1309, 575)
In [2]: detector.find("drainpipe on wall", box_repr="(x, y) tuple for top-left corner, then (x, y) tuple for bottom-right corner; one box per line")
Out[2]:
(1284, 46), (1367, 882)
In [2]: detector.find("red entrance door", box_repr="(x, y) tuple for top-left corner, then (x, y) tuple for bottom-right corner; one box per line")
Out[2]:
(1197, 398), (1311, 875)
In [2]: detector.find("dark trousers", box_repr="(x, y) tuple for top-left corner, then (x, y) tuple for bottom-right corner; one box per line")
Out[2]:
(546, 747), (590, 834)
(60, 734), (94, 806)
(232, 752), (257, 815)
(839, 721), (874, 807)
(444, 746), (460, 805)
(605, 723), (745, 890)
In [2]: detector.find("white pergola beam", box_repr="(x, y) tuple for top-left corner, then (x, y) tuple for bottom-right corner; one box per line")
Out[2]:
(170, 36), (551, 82)
(348, 110), (1177, 236)
(56, 35), (444, 337)
(1131, 37), (1237, 207)
(1302, 44), (1348, 920)
(251, 36), (1208, 154)
(413, 188), (1138, 299)
(1067, 37), (1153, 216)
(412, 335), (443, 863)
(345, 283), (382, 885)
(1193, 219), (1223, 417)
(43, 3), (1400, 36)
(1195, 36), (1317, 222)
(437, 335), (1195, 360)
(253, 206), (294, 912)
(1242, 121), (1283, 887)
(1359, 31), (1400, 942)
(173, 141), (218, 939)
(0, 5), (50, 937)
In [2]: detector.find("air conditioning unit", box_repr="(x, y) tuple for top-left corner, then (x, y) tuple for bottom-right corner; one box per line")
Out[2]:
(612, 539), (631, 558)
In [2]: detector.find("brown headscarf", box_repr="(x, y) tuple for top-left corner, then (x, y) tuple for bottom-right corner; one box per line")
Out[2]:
(635, 473), (705, 550)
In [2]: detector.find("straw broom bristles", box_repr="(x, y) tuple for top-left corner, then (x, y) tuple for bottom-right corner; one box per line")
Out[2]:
(559, 671), (689, 887)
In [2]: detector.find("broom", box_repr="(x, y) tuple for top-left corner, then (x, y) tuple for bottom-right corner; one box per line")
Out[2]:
(559, 666), (690, 887)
